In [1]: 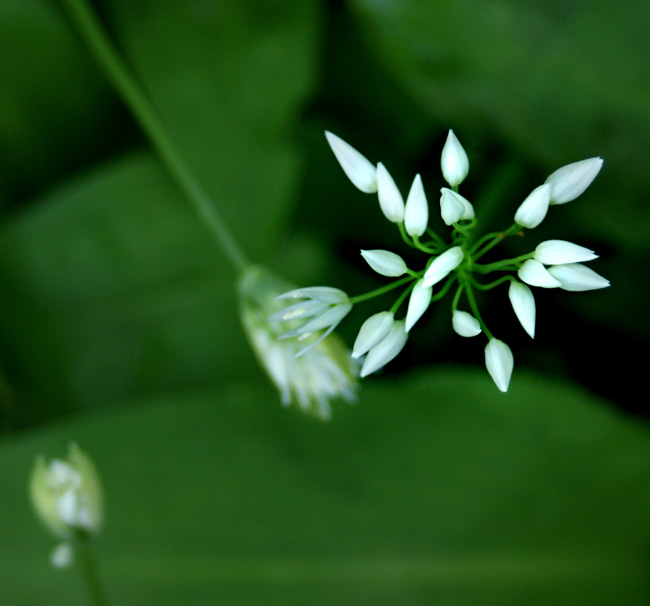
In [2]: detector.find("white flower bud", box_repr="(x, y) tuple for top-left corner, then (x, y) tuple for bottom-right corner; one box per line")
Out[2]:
(405, 279), (432, 332)
(50, 542), (75, 569)
(325, 131), (378, 193)
(508, 281), (536, 338)
(534, 240), (598, 265)
(517, 259), (561, 288)
(423, 246), (464, 287)
(485, 338), (514, 392)
(441, 129), (469, 187)
(352, 312), (394, 359)
(377, 162), (405, 223)
(547, 263), (610, 291)
(404, 174), (429, 237)
(514, 183), (551, 229)
(360, 320), (408, 378)
(452, 310), (481, 337)
(545, 157), (603, 205)
(30, 443), (104, 540)
(439, 188), (464, 226)
(361, 249), (408, 277)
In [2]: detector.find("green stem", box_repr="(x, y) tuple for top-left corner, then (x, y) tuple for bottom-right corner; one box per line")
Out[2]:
(77, 542), (107, 606)
(463, 280), (493, 339)
(398, 222), (418, 249)
(390, 281), (416, 315)
(349, 276), (414, 305)
(470, 275), (515, 291)
(475, 252), (533, 273)
(60, 0), (249, 272)
(472, 223), (522, 260)
(412, 235), (439, 254)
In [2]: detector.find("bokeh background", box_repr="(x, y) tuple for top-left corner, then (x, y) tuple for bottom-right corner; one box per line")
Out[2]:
(1, 0), (649, 603)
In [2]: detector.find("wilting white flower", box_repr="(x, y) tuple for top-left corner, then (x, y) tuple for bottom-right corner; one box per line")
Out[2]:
(361, 249), (409, 277)
(547, 263), (610, 292)
(535, 240), (598, 265)
(30, 443), (104, 541)
(508, 281), (536, 338)
(545, 157), (603, 205)
(514, 183), (551, 229)
(423, 246), (464, 287)
(325, 131), (378, 193)
(405, 279), (432, 332)
(360, 320), (408, 377)
(352, 312), (394, 359)
(404, 174), (429, 237)
(517, 259), (561, 288)
(239, 266), (357, 420)
(377, 162), (405, 223)
(484, 338), (514, 392)
(452, 310), (481, 337)
(441, 130), (469, 187)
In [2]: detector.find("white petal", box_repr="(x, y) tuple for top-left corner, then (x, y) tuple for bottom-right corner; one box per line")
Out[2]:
(423, 246), (464, 287)
(276, 286), (349, 304)
(268, 299), (330, 323)
(441, 129), (469, 187)
(547, 263), (610, 291)
(514, 183), (551, 229)
(485, 338), (514, 392)
(508, 281), (536, 338)
(545, 157), (603, 205)
(377, 163), (405, 223)
(360, 321), (408, 377)
(280, 303), (352, 339)
(325, 131), (378, 193)
(452, 310), (481, 337)
(517, 259), (561, 288)
(535, 240), (598, 265)
(50, 542), (75, 569)
(439, 188), (465, 226)
(361, 249), (408, 277)
(56, 489), (80, 527)
(352, 312), (394, 358)
(405, 280), (432, 332)
(404, 174), (429, 237)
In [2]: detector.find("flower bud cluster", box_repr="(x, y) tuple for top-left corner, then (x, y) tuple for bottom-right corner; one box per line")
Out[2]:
(269, 130), (608, 399)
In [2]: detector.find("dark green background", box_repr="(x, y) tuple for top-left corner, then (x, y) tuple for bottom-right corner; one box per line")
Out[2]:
(1, 1), (648, 603)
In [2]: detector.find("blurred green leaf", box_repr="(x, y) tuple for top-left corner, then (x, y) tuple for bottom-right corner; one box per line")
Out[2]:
(2, 368), (649, 604)
(0, 151), (260, 427)
(104, 0), (321, 258)
(0, 0), (117, 206)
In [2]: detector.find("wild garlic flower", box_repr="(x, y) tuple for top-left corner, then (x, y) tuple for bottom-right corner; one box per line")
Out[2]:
(239, 266), (357, 420)
(30, 443), (104, 567)
(277, 130), (609, 393)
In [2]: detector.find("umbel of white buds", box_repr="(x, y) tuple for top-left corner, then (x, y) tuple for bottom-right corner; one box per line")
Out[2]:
(361, 249), (408, 277)
(276, 129), (610, 396)
(240, 266), (358, 420)
(441, 130), (469, 187)
(546, 157), (603, 204)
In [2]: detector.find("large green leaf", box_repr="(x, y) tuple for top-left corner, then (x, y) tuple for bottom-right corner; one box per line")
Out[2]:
(0, 151), (259, 427)
(104, 0), (321, 258)
(2, 368), (649, 604)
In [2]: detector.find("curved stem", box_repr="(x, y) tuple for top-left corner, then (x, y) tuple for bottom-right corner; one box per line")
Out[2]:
(475, 252), (533, 273)
(390, 281), (416, 315)
(463, 280), (493, 339)
(349, 276), (414, 305)
(60, 0), (249, 272)
(470, 274), (515, 291)
(77, 542), (108, 606)
(473, 223), (522, 260)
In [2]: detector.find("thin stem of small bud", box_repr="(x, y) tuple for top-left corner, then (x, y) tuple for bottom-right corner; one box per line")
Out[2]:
(349, 276), (415, 304)
(463, 280), (494, 339)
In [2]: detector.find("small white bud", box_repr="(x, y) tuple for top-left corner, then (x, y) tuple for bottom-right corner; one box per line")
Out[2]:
(441, 129), (469, 187)
(439, 188), (464, 226)
(361, 249), (408, 277)
(485, 338), (514, 392)
(547, 263), (610, 291)
(325, 131), (378, 193)
(376, 163), (405, 223)
(452, 310), (481, 337)
(517, 259), (561, 288)
(352, 312), (394, 359)
(360, 321), (408, 378)
(404, 174), (429, 237)
(535, 240), (598, 265)
(405, 279), (432, 332)
(514, 183), (551, 229)
(423, 246), (464, 287)
(508, 281), (536, 338)
(545, 157), (603, 204)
